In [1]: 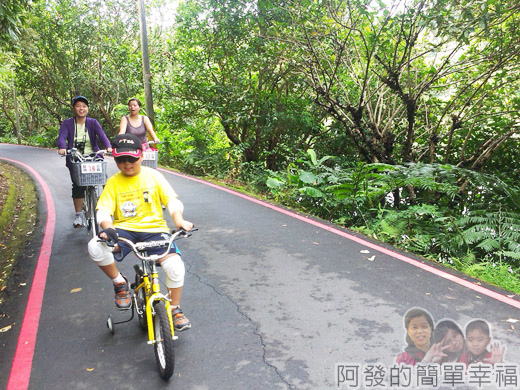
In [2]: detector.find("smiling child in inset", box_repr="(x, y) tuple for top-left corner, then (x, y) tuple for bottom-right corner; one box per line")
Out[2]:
(459, 319), (505, 366)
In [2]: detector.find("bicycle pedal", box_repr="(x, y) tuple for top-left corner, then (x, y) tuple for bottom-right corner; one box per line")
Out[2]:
(130, 282), (136, 289)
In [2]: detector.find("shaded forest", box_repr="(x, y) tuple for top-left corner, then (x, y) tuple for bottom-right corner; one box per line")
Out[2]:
(1, 0), (520, 292)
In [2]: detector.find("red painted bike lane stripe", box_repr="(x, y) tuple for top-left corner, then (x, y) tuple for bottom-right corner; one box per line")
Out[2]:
(161, 168), (520, 310)
(2, 158), (56, 390)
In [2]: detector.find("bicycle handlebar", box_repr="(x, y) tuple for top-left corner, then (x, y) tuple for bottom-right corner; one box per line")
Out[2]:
(63, 148), (110, 162)
(143, 140), (161, 152)
(100, 228), (197, 262)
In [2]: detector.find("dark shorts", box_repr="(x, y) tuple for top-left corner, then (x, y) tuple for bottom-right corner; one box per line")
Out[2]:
(68, 168), (86, 199)
(113, 230), (180, 262)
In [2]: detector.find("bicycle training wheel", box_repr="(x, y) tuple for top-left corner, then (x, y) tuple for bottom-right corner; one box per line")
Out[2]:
(107, 315), (115, 335)
(152, 301), (175, 379)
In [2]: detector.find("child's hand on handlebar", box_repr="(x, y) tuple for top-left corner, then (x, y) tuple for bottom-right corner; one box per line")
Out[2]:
(99, 228), (119, 245)
(178, 220), (194, 231)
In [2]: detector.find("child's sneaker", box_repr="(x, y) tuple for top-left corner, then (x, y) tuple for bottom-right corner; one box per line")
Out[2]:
(171, 306), (191, 331)
(114, 277), (131, 310)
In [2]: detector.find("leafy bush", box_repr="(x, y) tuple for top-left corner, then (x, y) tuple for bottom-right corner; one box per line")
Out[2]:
(265, 150), (520, 280)
(155, 116), (233, 177)
(26, 130), (57, 148)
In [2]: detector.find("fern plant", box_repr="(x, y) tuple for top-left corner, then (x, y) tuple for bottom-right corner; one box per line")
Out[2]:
(456, 208), (520, 263)
(263, 152), (520, 291)
(265, 153), (520, 267)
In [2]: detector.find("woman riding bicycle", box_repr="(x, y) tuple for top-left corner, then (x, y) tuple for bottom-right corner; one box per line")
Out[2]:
(118, 97), (160, 147)
(57, 95), (112, 228)
(87, 134), (193, 332)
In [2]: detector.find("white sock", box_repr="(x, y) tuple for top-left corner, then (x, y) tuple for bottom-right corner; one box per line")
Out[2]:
(112, 273), (125, 284)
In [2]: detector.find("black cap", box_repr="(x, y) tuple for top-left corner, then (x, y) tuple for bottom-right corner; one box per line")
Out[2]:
(71, 95), (89, 107)
(112, 134), (143, 158)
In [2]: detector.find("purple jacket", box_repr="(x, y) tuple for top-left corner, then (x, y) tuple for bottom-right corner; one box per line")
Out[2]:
(57, 117), (112, 168)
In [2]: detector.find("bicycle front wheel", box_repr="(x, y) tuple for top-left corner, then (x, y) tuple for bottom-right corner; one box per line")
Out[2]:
(153, 301), (175, 380)
(133, 268), (147, 331)
(85, 186), (100, 239)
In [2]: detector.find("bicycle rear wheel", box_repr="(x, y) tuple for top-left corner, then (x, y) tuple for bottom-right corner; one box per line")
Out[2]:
(152, 301), (175, 380)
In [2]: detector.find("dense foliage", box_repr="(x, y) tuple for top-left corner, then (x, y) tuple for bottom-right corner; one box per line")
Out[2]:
(1, 0), (519, 291)
(0, 0), (34, 47)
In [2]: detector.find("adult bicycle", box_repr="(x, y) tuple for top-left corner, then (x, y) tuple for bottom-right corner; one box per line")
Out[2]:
(104, 228), (197, 380)
(141, 140), (160, 168)
(66, 148), (108, 239)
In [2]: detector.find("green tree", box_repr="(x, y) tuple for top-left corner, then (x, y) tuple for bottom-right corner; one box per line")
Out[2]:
(166, 0), (325, 170)
(273, 0), (520, 172)
(11, 0), (141, 142)
(0, 0), (32, 47)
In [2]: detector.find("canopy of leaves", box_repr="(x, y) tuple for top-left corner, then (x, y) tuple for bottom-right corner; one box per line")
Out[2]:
(165, 0), (327, 170)
(2, 0), (142, 143)
(0, 0), (32, 47)
(2, 0), (520, 285)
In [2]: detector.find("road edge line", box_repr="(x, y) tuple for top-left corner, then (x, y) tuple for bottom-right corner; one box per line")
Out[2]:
(1, 158), (56, 390)
(160, 168), (520, 310)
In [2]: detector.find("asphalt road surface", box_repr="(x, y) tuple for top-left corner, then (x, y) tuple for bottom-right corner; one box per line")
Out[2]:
(1, 144), (519, 390)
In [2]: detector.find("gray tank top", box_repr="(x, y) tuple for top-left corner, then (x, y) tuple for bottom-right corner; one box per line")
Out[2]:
(125, 115), (147, 144)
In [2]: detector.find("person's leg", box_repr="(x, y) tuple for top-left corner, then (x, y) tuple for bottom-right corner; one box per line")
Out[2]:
(99, 262), (119, 279)
(73, 197), (84, 213)
(159, 253), (185, 295)
(88, 237), (130, 309)
(160, 253), (190, 331)
(71, 180), (86, 227)
(168, 286), (182, 306)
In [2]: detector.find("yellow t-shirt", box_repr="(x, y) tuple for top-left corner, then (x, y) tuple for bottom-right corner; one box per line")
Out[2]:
(97, 167), (177, 233)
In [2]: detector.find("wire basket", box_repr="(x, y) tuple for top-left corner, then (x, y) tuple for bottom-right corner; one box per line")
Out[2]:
(71, 161), (107, 186)
(142, 150), (158, 168)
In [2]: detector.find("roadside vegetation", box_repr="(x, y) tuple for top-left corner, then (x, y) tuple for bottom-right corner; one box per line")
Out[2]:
(0, 162), (37, 305)
(1, 0), (519, 295)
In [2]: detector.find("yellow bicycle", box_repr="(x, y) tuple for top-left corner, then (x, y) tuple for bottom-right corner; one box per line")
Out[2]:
(105, 228), (196, 379)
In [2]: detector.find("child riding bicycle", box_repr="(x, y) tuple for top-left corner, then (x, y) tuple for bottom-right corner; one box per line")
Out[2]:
(87, 134), (193, 331)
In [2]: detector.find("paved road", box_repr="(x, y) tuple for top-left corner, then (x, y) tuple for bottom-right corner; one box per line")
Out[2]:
(1, 144), (519, 390)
